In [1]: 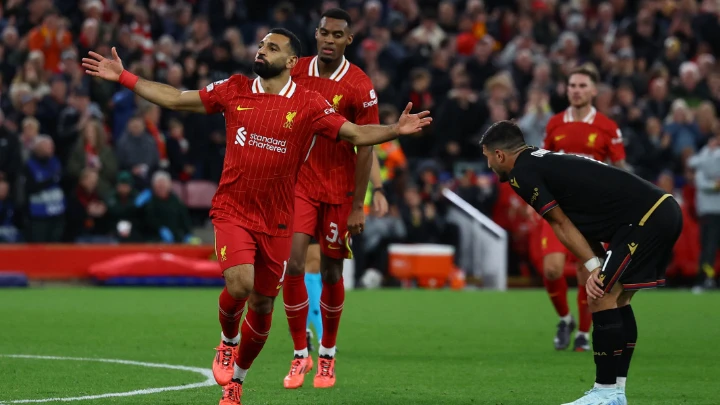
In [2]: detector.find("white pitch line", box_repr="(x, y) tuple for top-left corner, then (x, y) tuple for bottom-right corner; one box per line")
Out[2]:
(0, 354), (216, 404)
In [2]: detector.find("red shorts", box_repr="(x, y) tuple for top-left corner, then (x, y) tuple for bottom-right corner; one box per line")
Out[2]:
(213, 219), (291, 297)
(539, 220), (609, 260)
(540, 220), (574, 258)
(294, 193), (353, 260)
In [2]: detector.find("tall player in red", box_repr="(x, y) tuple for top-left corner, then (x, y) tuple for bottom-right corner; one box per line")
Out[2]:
(82, 29), (431, 405)
(282, 8), (386, 390)
(540, 65), (627, 352)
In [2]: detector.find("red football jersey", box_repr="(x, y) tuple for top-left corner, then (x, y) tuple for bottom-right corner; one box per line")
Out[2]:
(198, 75), (348, 237)
(543, 107), (626, 163)
(291, 56), (379, 204)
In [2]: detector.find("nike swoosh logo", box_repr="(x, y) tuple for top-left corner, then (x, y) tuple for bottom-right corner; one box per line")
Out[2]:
(327, 245), (340, 250)
(237, 107), (254, 111)
(555, 135), (565, 141)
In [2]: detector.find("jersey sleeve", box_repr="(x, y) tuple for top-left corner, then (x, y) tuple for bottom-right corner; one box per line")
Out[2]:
(509, 168), (559, 217)
(541, 130), (554, 150)
(309, 92), (348, 140)
(352, 79), (380, 125)
(542, 119), (556, 150)
(607, 123), (626, 162)
(198, 76), (242, 114)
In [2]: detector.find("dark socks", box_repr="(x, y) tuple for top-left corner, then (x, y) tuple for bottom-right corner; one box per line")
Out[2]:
(592, 308), (625, 385)
(617, 305), (637, 379)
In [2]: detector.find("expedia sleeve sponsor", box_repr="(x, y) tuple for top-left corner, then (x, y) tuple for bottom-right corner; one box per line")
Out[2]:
(362, 98), (378, 108)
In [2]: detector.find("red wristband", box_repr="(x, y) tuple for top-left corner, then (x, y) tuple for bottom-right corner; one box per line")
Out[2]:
(118, 70), (139, 90)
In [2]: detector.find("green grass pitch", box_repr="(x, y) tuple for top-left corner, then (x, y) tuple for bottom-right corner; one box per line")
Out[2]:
(0, 288), (718, 404)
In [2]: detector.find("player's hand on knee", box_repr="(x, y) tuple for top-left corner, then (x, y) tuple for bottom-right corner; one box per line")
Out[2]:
(586, 268), (605, 300)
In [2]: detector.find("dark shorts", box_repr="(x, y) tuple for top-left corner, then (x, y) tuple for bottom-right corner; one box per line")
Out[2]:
(600, 194), (683, 292)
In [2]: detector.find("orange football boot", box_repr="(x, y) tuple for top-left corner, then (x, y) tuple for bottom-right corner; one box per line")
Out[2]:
(283, 356), (314, 389)
(213, 341), (237, 386)
(219, 381), (243, 405)
(313, 357), (336, 388)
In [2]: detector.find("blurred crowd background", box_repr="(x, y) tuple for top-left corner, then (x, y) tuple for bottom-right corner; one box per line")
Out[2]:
(0, 0), (719, 286)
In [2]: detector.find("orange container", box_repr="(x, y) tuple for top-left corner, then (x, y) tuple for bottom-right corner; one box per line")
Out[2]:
(388, 244), (456, 288)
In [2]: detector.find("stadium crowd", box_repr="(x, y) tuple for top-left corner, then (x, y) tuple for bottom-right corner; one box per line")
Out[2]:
(0, 0), (718, 287)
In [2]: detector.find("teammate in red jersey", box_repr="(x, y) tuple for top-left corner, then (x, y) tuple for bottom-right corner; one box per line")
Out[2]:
(282, 8), (387, 390)
(82, 28), (431, 405)
(539, 65), (627, 352)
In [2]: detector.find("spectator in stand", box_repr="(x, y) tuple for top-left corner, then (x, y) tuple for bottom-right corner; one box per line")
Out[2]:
(688, 135), (720, 292)
(400, 183), (442, 244)
(626, 116), (674, 181)
(65, 168), (112, 243)
(673, 62), (711, 109)
(10, 61), (50, 105)
(165, 118), (195, 182)
(36, 75), (68, 139)
(106, 172), (141, 243)
(434, 71), (486, 170)
(665, 99), (699, 163)
(66, 119), (116, 198)
(0, 179), (19, 243)
(642, 77), (671, 120)
(140, 103), (169, 170)
(23, 135), (64, 242)
(115, 114), (160, 190)
(142, 171), (191, 243)
(56, 86), (102, 165)
(694, 102), (718, 148)
(19, 117), (42, 163)
(517, 85), (553, 148)
(27, 8), (72, 73)
(0, 109), (21, 191)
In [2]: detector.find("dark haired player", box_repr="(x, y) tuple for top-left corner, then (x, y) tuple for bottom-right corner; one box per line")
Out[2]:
(83, 28), (431, 405)
(480, 121), (682, 405)
(282, 8), (387, 390)
(541, 65), (627, 352)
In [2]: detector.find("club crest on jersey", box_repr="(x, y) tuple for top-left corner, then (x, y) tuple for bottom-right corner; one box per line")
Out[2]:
(587, 133), (598, 147)
(332, 94), (343, 110)
(284, 111), (297, 129)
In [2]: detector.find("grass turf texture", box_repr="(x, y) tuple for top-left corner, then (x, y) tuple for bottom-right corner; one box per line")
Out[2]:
(0, 288), (717, 405)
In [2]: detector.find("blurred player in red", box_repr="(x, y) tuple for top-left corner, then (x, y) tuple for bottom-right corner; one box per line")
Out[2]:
(282, 8), (389, 390)
(83, 29), (431, 405)
(540, 65), (627, 352)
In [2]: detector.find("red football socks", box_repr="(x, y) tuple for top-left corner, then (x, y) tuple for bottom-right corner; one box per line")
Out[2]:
(577, 285), (592, 333)
(283, 274), (310, 351)
(236, 308), (272, 369)
(320, 277), (345, 349)
(543, 276), (570, 317)
(218, 287), (247, 341)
